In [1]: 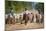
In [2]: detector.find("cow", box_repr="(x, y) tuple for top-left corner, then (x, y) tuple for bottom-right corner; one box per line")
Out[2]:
(23, 13), (29, 25)
(5, 13), (15, 24)
(19, 15), (23, 24)
(5, 14), (10, 24)
(28, 13), (34, 23)
(36, 14), (43, 23)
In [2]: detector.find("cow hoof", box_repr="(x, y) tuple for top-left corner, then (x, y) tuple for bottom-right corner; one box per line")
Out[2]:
(21, 23), (22, 24)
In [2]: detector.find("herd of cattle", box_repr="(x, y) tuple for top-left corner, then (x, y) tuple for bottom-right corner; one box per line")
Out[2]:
(5, 10), (44, 25)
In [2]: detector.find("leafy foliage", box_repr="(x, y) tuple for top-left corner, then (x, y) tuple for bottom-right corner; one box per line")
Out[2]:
(5, 1), (32, 14)
(35, 3), (44, 14)
(5, 1), (44, 14)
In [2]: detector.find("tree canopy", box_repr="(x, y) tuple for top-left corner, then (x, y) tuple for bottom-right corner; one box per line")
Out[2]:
(5, 1), (32, 14)
(5, 1), (44, 14)
(35, 3), (44, 14)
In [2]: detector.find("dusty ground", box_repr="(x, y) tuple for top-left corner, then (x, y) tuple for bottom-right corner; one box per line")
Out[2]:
(5, 21), (44, 31)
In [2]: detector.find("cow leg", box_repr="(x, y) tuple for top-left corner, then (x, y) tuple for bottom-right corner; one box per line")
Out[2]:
(20, 20), (22, 24)
(41, 18), (43, 23)
(30, 18), (33, 23)
(41, 16), (44, 23)
(39, 19), (41, 24)
(25, 20), (27, 25)
(25, 20), (28, 25)
(36, 19), (39, 23)
(10, 18), (12, 24)
(13, 19), (15, 24)
(21, 21), (22, 24)
(25, 16), (29, 25)
(30, 19), (32, 23)
(8, 20), (11, 24)
(32, 16), (34, 23)
(5, 19), (8, 24)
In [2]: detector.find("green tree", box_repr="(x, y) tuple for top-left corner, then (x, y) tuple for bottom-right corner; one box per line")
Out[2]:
(35, 3), (44, 14)
(5, 1), (32, 14)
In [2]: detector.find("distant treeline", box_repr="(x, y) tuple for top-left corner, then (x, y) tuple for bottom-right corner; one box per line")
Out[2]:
(5, 1), (44, 14)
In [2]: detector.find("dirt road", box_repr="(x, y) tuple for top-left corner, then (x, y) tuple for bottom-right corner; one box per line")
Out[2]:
(5, 22), (44, 31)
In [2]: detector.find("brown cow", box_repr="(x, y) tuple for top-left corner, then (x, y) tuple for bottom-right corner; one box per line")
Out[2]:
(5, 14), (15, 24)
(23, 13), (29, 25)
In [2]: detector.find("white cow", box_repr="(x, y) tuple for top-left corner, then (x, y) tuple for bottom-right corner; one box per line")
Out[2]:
(28, 12), (34, 23)
(36, 13), (42, 23)
(39, 14), (42, 23)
